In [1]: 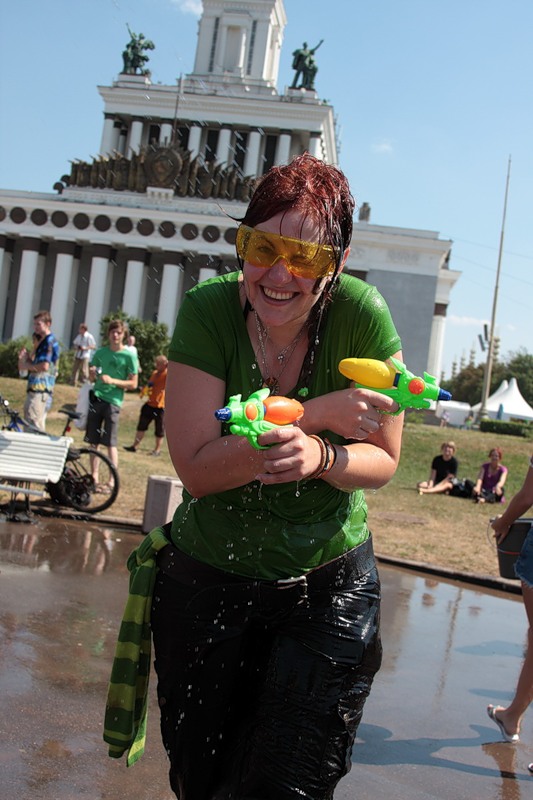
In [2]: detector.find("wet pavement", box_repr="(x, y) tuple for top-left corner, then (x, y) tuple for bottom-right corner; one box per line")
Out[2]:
(1, 515), (532, 800)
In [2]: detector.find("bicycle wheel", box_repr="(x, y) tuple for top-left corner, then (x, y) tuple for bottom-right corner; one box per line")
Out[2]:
(48, 448), (120, 514)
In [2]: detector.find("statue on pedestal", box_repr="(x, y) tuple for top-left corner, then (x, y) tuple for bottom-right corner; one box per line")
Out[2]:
(122, 25), (155, 75)
(290, 39), (323, 90)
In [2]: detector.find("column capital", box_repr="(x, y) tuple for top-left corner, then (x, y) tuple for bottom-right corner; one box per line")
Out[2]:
(125, 247), (147, 263)
(93, 244), (112, 259)
(162, 252), (182, 266)
(56, 240), (77, 256)
(20, 237), (42, 252)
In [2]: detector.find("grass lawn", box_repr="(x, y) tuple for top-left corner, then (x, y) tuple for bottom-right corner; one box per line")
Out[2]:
(1, 377), (532, 579)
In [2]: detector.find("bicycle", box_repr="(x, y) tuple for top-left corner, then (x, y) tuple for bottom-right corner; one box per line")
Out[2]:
(0, 395), (120, 514)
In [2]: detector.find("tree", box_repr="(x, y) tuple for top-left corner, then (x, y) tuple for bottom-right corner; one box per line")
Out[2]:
(441, 350), (532, 407)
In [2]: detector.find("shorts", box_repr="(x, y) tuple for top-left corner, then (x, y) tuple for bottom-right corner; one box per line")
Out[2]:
(84, 393), (120, 447)
(24, 391), (50, 431)
(137, 403), (165, 437)
(515, 526), (533, 588)
(151, 536), (382, 800)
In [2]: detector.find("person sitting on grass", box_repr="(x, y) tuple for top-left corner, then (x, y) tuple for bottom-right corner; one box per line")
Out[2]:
(417, 441), (458, 495)
(124, 355), (168, 456)
(472, 447), (508, 504)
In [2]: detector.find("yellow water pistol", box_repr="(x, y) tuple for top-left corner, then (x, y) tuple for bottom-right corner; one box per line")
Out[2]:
(338, 356), (452, 414)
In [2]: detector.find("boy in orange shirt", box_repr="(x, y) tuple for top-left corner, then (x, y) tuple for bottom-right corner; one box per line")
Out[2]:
(124, 355), (168, 456)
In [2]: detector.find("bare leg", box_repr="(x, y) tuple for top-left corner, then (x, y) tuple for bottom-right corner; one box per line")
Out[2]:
(108, 445), (118, 471)
(151, 435), (163, 455)
(418, 479), (453, 495)
(489, 584), (533, 737)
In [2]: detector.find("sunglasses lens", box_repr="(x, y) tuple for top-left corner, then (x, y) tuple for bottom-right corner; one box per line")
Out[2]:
(236, 226), (336, 278)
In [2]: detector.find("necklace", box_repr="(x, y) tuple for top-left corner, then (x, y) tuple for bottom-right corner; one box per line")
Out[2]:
(254, 311), (307, 395)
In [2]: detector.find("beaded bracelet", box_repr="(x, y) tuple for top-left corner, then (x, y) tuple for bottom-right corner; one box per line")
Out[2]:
(306, 435), (337, 481)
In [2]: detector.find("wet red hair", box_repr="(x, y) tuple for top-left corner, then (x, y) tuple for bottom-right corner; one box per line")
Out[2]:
(241, 153), (354, 261)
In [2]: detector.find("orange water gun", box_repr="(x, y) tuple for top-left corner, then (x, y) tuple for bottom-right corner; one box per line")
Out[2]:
(214, 388), (304, 449)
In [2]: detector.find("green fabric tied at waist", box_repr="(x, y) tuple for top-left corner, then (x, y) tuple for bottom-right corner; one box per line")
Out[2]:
(103, 524), (170, 766)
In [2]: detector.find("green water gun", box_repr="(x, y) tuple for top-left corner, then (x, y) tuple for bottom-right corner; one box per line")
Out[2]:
(214, 388), (305, 449)
(338, 356), (452, 414)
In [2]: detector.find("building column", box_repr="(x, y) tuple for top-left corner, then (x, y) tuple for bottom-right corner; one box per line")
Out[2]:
(12, 238), (41, 339)
(100, 114), (116, 156)
(188, 125), (202, 160)
(117, 126), (127, 156)
(216, 126), (232, 165)
(275, 130), (291, 165)
(160, 121), (173, 146)
(428, 306), (447, 380)
(127, 118), (144, 157)
(50, 241), (76, 346)
(308, 132), (322, 159)
(0, 236), (8, 338)
(244, 129), (261, 176)
(122, 248), (146, 318)
(85, 245), (112, 340)
(157, 253), (183, 330)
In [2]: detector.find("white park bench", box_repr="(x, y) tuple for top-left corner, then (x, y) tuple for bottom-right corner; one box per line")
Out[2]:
(0, 430), (73, 515)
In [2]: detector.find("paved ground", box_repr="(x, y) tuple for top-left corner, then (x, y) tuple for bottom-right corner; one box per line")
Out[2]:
(1, 514), (532, 800)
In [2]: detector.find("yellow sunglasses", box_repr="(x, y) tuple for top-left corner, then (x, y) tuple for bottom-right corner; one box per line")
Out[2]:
(236, 225), (337, 279)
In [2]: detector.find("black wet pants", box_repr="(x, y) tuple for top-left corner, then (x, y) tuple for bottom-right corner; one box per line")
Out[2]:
(150, 537), (382, 800)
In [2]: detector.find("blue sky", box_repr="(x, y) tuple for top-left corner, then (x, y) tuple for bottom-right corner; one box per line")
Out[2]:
(1, 0), (532, 379)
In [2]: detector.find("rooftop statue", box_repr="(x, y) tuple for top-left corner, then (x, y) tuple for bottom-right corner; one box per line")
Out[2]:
(122, 25), (155, 75)
(290, 39), (323, 90)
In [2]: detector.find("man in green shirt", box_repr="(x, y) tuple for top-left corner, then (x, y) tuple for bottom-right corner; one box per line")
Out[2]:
(85, 320), (138, 484)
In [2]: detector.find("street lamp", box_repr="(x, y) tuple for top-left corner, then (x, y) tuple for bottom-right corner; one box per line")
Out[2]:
(476, 156), (511, 422)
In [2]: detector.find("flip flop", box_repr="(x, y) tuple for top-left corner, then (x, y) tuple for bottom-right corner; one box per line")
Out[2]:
(95, 484), (112, 495)
(487, 705), (519, 743)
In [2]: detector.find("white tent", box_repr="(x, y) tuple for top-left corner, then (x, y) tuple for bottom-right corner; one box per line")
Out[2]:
(471, 380), (508, 415)
(472, 378), (533, 421)
(435, 400), (472, 427)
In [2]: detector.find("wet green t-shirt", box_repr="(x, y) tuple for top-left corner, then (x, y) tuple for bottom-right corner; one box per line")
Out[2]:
(168, 272), (401, 579)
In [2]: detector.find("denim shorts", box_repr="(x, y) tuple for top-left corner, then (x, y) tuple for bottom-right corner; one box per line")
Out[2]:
(514, 526), (533, 587)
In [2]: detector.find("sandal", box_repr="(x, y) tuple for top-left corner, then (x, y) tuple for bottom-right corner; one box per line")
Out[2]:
(95, 484), (112, 495)
(487, 705), (519, 742)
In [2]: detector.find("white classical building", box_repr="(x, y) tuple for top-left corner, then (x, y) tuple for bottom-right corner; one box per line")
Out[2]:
(0, 0), (459, 377)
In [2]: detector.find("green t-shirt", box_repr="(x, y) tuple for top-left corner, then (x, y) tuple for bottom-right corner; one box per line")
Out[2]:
(168, 272), (401, 579)
(92, 346), (138, 407)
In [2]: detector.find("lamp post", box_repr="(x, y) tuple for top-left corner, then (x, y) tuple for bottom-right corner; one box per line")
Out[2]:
(476, 156), (511, 422)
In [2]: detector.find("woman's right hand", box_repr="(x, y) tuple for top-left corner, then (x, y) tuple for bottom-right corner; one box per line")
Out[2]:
(491, 515), (511, 544)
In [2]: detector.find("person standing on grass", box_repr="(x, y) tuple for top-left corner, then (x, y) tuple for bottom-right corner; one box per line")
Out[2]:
(17, 310), (60, 432)
(85, 320), (138, 489)
(417, 441), (458, 495)
(488, 453), (533, 763)
(124, 355), (167, 456)
(70, 323), (96, 386)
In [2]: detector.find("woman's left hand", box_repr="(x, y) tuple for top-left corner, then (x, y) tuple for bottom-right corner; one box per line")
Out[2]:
(255, 427), (323, 484)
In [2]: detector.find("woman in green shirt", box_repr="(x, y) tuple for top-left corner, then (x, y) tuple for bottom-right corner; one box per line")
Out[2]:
(152, 153), (403, 799)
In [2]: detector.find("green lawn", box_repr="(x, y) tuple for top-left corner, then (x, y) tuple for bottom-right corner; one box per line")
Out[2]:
(1, 376), (531, 578)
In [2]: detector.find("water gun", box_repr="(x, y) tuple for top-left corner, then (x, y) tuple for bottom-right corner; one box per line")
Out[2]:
(214, 388), (304, 449)
(338, 356), (452, 414)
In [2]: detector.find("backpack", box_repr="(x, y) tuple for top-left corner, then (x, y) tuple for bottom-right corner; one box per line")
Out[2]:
(449, 478), (475, 499)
